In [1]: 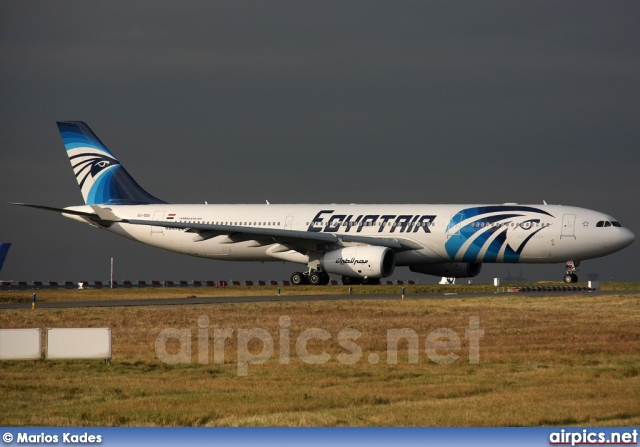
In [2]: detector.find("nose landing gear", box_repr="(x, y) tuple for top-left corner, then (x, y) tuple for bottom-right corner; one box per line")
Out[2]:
(563, 261), (580, 283)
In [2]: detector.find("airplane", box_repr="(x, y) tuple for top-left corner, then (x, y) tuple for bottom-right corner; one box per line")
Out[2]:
(11, 121), (636, 285)
(0, 243), (11, 274)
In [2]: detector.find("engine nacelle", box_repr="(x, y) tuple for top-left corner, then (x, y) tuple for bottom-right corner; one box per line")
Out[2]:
(410, 262), (482, 278)
(321, 246), (395, 278)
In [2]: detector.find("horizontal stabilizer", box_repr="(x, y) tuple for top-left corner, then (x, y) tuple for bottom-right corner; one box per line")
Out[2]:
(9, 202), (99, 219)
(8, 202), (117, 228)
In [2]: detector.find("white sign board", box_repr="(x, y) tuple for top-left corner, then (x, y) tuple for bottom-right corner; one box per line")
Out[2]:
(0, 328), (42, 360)
(46, 328), (112, 360)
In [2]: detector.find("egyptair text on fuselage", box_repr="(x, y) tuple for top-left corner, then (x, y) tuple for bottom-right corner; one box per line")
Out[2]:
(307, 210), (437, 233)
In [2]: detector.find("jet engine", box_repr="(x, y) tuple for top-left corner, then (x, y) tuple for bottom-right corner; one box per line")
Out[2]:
(321, 246), (395, 278)
(410, 262), (482, 278)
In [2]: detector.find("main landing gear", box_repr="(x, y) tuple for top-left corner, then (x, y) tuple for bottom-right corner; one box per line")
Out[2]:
(290, 270), (331, 286)
(289, 270), (382, 286)
(563, 260), (580, 283)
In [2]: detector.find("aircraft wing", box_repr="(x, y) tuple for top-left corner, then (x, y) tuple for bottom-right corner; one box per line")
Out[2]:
(124, 219), (424, 253)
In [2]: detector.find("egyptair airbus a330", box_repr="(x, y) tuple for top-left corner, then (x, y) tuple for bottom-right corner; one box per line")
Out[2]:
(11, 122), (635, 285)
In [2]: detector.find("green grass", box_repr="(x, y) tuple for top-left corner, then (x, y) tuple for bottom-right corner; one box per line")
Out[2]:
(1, 292), (639, 426)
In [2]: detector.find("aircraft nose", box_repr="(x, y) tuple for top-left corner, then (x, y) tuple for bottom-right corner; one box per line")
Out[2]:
(618, 227), (636, 249)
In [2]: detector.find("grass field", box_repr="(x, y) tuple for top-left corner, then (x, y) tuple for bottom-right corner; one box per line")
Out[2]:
(1, 290), (639, 426)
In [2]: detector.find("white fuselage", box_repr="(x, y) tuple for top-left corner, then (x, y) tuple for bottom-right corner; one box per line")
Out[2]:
(63, 203), (635, 267)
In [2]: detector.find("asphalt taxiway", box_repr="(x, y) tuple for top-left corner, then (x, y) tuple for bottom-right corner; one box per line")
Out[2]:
(0, 289), (617, 310)
(0, 294), (404, 309)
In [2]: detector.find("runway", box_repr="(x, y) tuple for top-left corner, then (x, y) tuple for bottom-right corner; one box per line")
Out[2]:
(0, 293), (412, 309)
(0, 289), (613, 310)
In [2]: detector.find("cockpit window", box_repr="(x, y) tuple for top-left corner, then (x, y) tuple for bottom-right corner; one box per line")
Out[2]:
(597, 220), (623, 228)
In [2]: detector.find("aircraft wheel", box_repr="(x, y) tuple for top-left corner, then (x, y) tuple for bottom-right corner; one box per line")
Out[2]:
(342, 276), (360, 285)
(321, 273), (330, 285)
(291, 272), (307, 285)
(309, 272), (322, 285)
(361, 277), (380, 285)
(563, 274), (578, 283)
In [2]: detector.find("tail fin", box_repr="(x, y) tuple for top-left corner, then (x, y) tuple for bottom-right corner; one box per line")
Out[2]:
(57, 121), (166, 205)
(0, 243), (11, 273)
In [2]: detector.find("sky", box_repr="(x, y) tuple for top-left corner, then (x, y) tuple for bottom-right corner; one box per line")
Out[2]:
(1, 1), (639, 284)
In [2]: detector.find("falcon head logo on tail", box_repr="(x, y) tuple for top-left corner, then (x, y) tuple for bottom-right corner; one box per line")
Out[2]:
(57, 121), (165, 205)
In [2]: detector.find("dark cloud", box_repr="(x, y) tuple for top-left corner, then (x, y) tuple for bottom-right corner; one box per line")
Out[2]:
(1, 1), (638, 283)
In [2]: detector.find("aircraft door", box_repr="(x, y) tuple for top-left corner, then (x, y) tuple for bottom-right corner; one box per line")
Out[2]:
(151, 211), (165, 235)
(561, 214), (576, 239)
(447, 213), (464, 238)
(285, 215), (294, 230)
